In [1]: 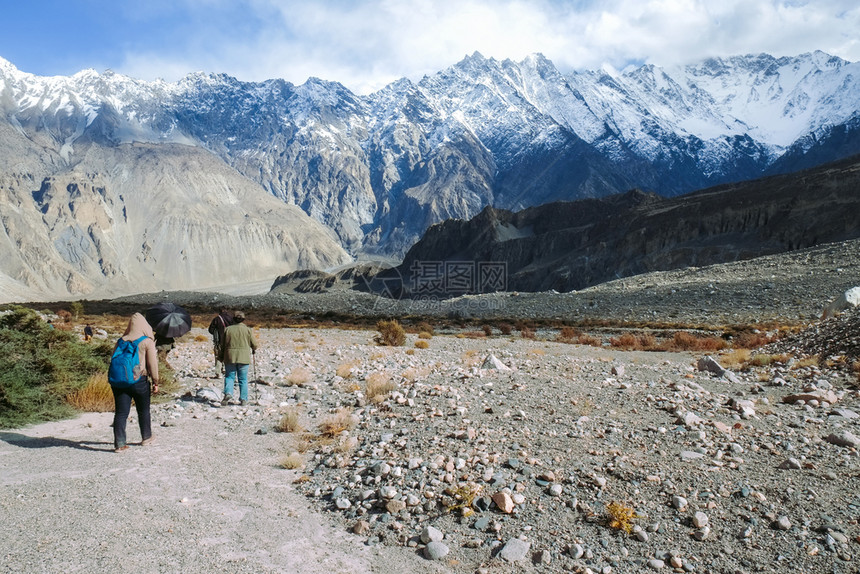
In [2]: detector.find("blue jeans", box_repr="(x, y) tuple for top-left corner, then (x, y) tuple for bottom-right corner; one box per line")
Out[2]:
(111, 377), (152, 449)
(224, 363), (249, 401)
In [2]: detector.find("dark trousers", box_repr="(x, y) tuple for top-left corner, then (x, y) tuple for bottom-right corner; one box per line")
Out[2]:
(111, 378), (152, 449)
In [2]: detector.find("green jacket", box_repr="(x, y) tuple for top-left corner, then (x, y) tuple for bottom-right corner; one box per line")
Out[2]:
(221, 323), (258, 364)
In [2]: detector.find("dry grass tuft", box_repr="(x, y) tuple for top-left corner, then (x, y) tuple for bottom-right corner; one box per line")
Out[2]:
(414, 340), (429, 349)
(415, 321), (435, 336)
(366, 372), (396, 404)
(605, 501), (639, 534)
(294, 435), (314, 453)
(280, 452), (304, 470)
(749, 353), (790, 367)
(319, 407), (357, 437)
(498, 323), (513, 335)
(335, 436), (359, 455)
(462, 349), (481, 368)
(194, 334), (208, 342)
(374, 320), (406, 346)
(286, 367), (312, 386)
(336, 361), (359, 379)
(791, 356), (819, 369)
(719, 349), (752, 369)
(520, 326), (536, 339)
(418, 331), (433, 340)
(66, 372), (114, 412)
(276, 407), (303, 433)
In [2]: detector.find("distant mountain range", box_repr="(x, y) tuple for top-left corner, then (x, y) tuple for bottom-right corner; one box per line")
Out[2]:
(1, 51), (859, 301)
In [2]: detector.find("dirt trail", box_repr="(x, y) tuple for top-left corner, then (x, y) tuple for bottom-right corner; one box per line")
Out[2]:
(0, 410), (449, 573)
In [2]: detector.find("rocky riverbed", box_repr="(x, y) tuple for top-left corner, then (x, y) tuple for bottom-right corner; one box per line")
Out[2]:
(155, 307), (858, 574)
(4, 239), (860, 573)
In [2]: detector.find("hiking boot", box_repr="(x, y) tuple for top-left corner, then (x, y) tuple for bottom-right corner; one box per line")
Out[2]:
(240, 399), (249, 406)
(221, 395), (232, 406)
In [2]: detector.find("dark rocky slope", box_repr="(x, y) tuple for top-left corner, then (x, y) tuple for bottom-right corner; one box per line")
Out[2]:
(381, 154), (860, 295)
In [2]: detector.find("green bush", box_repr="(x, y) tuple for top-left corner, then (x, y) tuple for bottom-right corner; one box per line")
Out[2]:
(0, 307), (112, 428)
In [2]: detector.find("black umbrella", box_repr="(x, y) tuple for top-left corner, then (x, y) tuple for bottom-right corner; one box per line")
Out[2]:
(145, 302), (192, 338)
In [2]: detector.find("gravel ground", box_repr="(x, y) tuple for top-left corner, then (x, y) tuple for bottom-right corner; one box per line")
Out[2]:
(3, 238), (860, 573)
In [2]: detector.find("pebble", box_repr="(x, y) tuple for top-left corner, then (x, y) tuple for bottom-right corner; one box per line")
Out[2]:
(498, 538), (530, 562)
(423, 541), (449, 560)
(776, 516), (792, 530)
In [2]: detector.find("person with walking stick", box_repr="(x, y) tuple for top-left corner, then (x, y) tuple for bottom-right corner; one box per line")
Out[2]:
(219, 311), (258, 406)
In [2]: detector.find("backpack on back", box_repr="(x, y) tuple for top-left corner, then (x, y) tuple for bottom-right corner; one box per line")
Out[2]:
(108, 335), (148, 387)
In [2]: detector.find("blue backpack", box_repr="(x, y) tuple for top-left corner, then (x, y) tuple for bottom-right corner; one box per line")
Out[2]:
(108, 336), (148, 387)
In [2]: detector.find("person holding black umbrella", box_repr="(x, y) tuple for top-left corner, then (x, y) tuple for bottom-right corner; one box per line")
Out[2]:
(220, 310), (258, 406)
(145, 302), (192, 360)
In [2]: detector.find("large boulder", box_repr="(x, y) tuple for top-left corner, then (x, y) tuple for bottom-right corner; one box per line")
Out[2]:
(822, 286), (860, 318)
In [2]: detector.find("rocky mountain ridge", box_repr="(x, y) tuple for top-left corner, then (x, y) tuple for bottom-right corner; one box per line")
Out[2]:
(380, 154), (860, 295)
(2, 51), (859, 301)
(2, 51), (859, 261)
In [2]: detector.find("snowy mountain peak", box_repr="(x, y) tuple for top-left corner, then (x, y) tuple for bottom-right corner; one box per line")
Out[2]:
(0, 50), (858, 263)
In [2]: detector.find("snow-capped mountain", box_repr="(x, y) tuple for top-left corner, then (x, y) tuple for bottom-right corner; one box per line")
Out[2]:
(0, 51), (858, 299)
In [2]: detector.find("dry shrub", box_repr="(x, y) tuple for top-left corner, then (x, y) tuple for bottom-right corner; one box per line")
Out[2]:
(280, 452), (304, 470)
(610, 333), (640, 349)
(414, 340), (429, 349)
(276, 407), (302, 433)
(749, 353), (790, 367)
(418, 331), (433, 340)
(335, 436), (359, 455)
(405, 349), (415, 355)
(461, 331), (487, 339)
(319, 407), (357, 437)
(498, 323), (513, 336)
(733, 330), (773, 349)
(791, 356), (820, 369)
(670, 331), (727, 352)
(576, 333), (602, 347)
(610, 333), (660, 351)
(719, 349), (751, 369)
(557, 326), (580, 342)
(66, 372), (114, 412)
(286, 367), (312, 386)
(366, 372), (395, 403)
(482, 324), (493, 336)
(462, 349), (481, 368)
(520, 326), (536, 339)
(294, 435), (314, 453)
(375, 320), (406, 346)
(336, 361), (358, 379)
(415, 322), (435, 336)
(853, 360), (860, 380)
(606, 501), (639, 534)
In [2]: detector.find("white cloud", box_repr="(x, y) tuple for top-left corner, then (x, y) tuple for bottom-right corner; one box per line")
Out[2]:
(117, 0), (860, 94)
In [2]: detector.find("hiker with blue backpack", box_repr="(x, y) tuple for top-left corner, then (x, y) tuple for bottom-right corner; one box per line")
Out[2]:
(108, 313), (160, 452)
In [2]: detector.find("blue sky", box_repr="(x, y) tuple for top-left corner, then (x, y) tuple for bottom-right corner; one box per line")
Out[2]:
(2, 0), (858, 94)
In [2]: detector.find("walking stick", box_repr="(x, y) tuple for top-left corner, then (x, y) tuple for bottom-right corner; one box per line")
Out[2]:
(252, 352), (259, 402)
